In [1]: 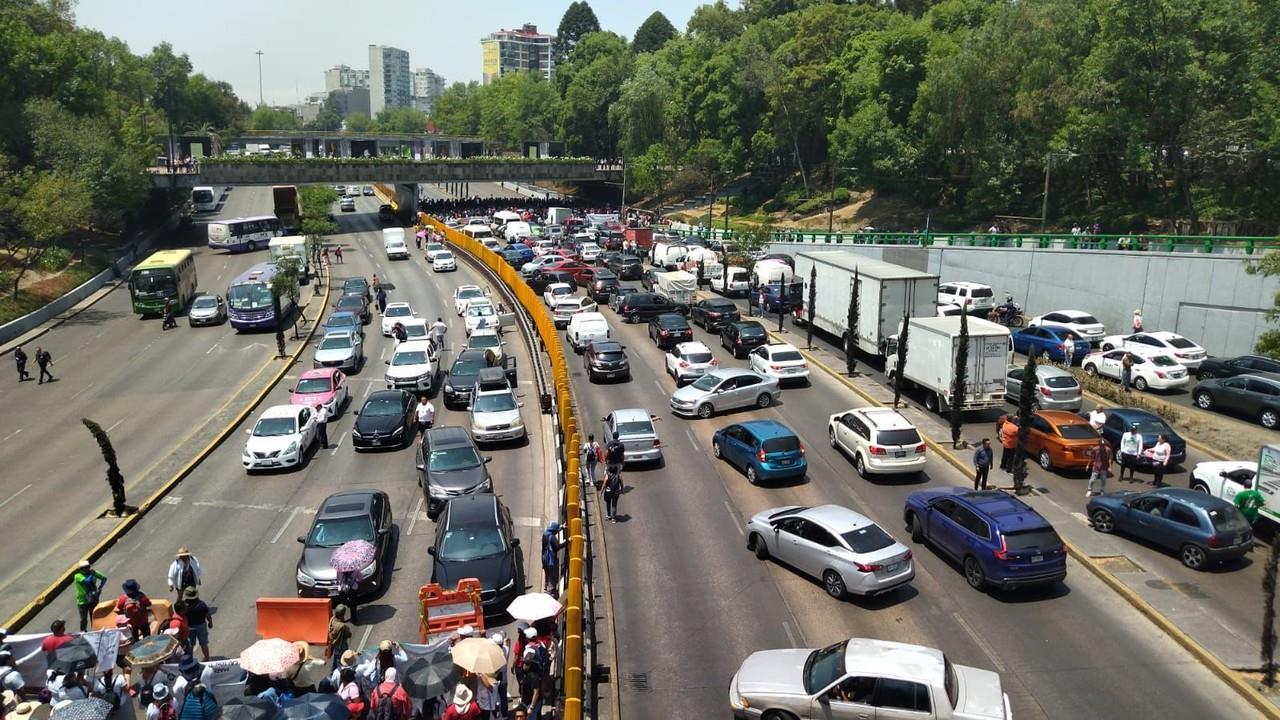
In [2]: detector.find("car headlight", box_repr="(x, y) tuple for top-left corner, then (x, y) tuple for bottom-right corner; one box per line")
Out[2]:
(351, 429), (363, 439)
(511, 416), (524, 428)
(392, 425), (404, 437)
(500, 577), (515, 592)
(286, 441), (299, 454)
(360, 561), (377, 579)
(296, 569), (316, 586)
(428, 484), (449, 498)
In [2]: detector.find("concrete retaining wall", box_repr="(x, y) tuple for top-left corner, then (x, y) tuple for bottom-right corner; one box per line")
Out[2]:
(768, 242), (1280, 357)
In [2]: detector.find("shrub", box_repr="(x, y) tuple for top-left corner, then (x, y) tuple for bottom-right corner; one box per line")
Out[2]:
(794, 197), (826, 215)
(37, 247), (72, 273)
(1070, 368), (1182, 425)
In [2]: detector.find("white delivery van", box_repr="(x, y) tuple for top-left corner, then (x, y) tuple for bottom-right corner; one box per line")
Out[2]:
(504, 221), (532, 242)
(383, 228), (410, 260)
(713, 266), (751, 297)
(547, 207), (573, 227)
(652, 241), (688, 270)
(268, 235), (310, 284)
(567, 312), (611, 353)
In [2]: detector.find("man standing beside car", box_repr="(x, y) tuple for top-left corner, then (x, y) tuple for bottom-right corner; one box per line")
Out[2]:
(1086, 438), (1112, 497)
(1118, 423), (1143, 481)
(972, 439), (993, 491)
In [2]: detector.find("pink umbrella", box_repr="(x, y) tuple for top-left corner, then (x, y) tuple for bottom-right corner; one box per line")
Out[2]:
(329, 539), (377, 572)
(239, 638), (301, 675)
(416, 230), (427, 239)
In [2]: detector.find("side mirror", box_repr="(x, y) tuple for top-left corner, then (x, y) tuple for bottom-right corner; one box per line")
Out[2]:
(415, 463), (425, 471)
(354, 411), (360, 416)
(518, 402), (525, 408)
(385, 360), (390, 365)
(296, 536), (306, 544)
(378, 527), (390, 535)
(466, 405), (473, 411)
(427, 547), (436, 556)
(511, 538), (520, 547)
(483, 456), (493, 464)
(245, 429), (252, 435)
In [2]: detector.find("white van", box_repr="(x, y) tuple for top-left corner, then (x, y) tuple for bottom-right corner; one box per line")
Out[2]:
(503, 221), (532, 242)
(269, 236), (311, 284)
(652, 241), (688, 270)
(713, 265), (751, 297)
(567, 312), (611, 353)
(463, 225), (494, 241)
(383, 228), (409, 260)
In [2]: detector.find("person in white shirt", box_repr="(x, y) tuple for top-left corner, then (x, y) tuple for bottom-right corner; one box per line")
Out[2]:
(1088, 406), (1106, 433)
(1118, 424), (1143, 481)
(313, 402), (330, 449)
(431, 318), (448, 347)
(167, 548), (201, 596)
(415, 396), (435, 434)
(1149, 434), (1172, 487)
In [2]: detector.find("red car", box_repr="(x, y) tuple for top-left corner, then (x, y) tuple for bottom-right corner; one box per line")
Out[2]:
(543, 259), (594, 284)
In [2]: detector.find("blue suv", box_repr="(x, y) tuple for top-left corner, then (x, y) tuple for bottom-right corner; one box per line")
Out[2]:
(712, 420), (806, 484)
(903, 488), (1066, 591)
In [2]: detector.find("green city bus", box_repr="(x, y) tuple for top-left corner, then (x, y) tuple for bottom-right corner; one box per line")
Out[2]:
(129, 249), (198, 316)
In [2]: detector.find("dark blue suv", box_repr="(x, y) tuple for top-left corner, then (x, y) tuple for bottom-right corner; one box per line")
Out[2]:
(903, 488), (1066, 591)
(712, 420), (806, 484)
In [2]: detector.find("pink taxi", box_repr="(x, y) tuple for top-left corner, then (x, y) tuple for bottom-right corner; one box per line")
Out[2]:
(290, 368), (349, 414)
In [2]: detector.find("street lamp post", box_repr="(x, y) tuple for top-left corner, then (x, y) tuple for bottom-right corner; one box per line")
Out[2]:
(256, 50), (265, 106)
(1040, 152), (1078, 232)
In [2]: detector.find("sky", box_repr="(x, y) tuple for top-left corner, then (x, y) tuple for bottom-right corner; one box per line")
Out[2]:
(74, 0), (710, 107)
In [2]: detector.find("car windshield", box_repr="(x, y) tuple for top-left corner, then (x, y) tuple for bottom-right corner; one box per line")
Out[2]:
(551, 287), (571, 296)
(684, 351), (713, 364)
(436, 252), (454, 260)
(690, 374), (723, 391)
(842, 523), (896, 553)
(469, 335), (500, 349)
(326, 316), (357, 329)
(1003, 529), (1061, 551)
(393, 351), (429, 365)
(1044, 376), (1078, 389)
(658, 317), (687, 328)
(319, 336), (353, 350)
(452, 357), (488, 375)
(337, 297), (362, 310)
(344, 281), (367, 293)
(385, 306), (412, 318)
(1057, 425), (1097, 440)
(596, 350), (625, 362)
(253, 417), (297, 437)
(1133, 419), (1171, 435)
(468, 305), (495, 317)
(459, 289), (484, 300)
(439, 526), (507, 561)
(192, 296), (219, 309)
(404, 325), (427, 339)
(426, 244), (444, 253)
(1166, 337), (1197, 349)
(228, 282), (272, 310)
(361, 398), (403, 417)
(616, 421), (653, 436)
(307, 516), (373, 547)
(802, 641), (847, 695)
(877, 429), (922, 446)
(772, 350), (804, 362)
(762, 436), (799, 453)
(429, 446), (482, 472)
(474, 394), (517, 413)
(1149, 355), (1179, 367)
(737, 324), (765, 337)
(295, 377), (332, 394)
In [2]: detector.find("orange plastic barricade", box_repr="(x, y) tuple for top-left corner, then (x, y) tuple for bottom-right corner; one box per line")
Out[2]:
(92, 598), (173, 633)
(255, 597), (331, 645)
(418, 579), (484, 643)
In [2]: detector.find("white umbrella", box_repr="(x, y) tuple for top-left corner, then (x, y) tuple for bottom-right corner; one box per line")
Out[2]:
(450, 638), (507, 675)
(506, 592), (563, 622)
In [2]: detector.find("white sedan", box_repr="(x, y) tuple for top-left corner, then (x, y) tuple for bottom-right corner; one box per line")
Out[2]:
(748, 343), (810, 384)
(242, 405), (318, 472)
(380, 302), (416, 336)
(424, 242), (449, 260)
(453, 285), (487, 316)
(1081, 349), (1191, 391)
(553, 296), (598, 328)
(1100, 331), (1206, 369)
(463, 301), (498, 335)
(432, 250), (457, 272)
(543, 282), (574, 307)
(664, 341), (717, 384)
(1029, 309), (1106, 345)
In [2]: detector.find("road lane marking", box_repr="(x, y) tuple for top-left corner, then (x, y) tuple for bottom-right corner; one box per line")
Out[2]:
(1072, 511), (1090, 525)
(364, 383), (373, 397)
(653, 379), (664, 392)
(685, 428), (700, 451)
(513, 516), (543, 528)
(0, 484), (33, 509)
(406, 497), (424, 536)
(106, 419), (125, 433)
(782, 621), (799, 647)
(69, 382), (95, 400)
(270, 506), (302, 544)
(357, 625), (374, 653)
(952, 611), (1006, 672)
(330, 435), (345, 455)
(206, 343), (220, 355)
(723, 501), (743, 536)
(0, 428), (23, 443)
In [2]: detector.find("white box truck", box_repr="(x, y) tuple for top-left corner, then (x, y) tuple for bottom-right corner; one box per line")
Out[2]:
(547, 207), (572, 226)
(653, 270), (698, 306)
(884, 316), (1011, 413)
(794, 251), (939, 356)
(383, 228), (410, 260)
(268, 236), (310, 284)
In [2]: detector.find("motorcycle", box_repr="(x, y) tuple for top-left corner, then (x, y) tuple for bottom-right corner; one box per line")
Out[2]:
(990, 302), (1025, 328)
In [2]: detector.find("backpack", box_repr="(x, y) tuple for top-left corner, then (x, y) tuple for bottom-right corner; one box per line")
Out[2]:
(541, 535), (557, 567)
(527, 642), (550, 676)
(370, 684), (399, 720)
(586, 443), (601, 464)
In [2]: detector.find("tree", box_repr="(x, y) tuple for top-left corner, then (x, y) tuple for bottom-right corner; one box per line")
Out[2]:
(806, 265), (816, 349)
(344, 112), (373, 133)
(554, 1), (601, 65)
(271, 258), (302, 342)
(298, 185), (338, 269)
(479, 72), (561, 149)
(431, 82), (482, 136)
(609, 59), (671, 159)
(374, 107), (428, 134)
(892, 311), (908, 408)
(1247, 253), (1280, 360)
(82, 418), (129, 517)
(1013, 351), (1038, 494)
(1264, 541), (1280, 687)
(559, 32), (634, 158)
(248, 106), (301, 131)
(0, 164), (89, 298)
(845, 269), (859, 375)
(634, 11), (677, 54)
(950, 310), (969, 447)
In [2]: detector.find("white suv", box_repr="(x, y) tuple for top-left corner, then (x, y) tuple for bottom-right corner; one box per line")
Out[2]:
(827, 407), (927, 478)
(665, 341), (717, 384)
(384, 340), (436, 392)
(937, 281), (995, 313)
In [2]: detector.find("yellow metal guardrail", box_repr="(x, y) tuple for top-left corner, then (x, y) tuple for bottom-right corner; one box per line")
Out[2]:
(426, 219), (586, 719)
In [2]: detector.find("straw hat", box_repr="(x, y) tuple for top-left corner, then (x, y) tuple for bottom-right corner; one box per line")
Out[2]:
(175, 548), (191, 558)
(452, 684), (474, 709)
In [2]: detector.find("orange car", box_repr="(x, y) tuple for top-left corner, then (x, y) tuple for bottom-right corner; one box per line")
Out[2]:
(1001, 410), (1100, 471)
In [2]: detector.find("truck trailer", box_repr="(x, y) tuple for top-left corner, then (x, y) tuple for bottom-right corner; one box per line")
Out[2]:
(885, 316), (1012, 413)
(272, 185), (301, 233)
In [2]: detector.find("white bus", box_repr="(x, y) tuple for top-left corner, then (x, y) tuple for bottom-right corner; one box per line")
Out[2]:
(191, 186), (218, 213)
(207, 216), (283, 253)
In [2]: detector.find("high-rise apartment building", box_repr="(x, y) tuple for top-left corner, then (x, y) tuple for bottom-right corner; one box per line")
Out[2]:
(411, 68), (446, 114)
(368, 45), (412, 115)
(480, 24), (555, 85)
(324, 65), (369, 92)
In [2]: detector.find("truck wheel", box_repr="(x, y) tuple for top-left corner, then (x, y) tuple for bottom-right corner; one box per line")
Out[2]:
(924, 392), (939, 413)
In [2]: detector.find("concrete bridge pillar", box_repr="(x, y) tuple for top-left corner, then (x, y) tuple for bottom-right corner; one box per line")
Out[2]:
(339, 139), (352, 158)
(396, 183), (418, 222)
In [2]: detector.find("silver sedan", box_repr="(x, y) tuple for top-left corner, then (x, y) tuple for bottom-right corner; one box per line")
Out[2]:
(745, 504), (914, 598)
(669, 367), (780, 419)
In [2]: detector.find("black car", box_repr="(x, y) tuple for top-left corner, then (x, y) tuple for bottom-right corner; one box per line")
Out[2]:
(334, 294), (371, 324)
(609, 286), (640, 313)
(296, 490), (393, 598)
(587, 271), (621, 302)
(1196, 354), (1280, 381)
(342, 277), (371, 301)
(351, 389), (416, 449)
(648, 313), (693, 350)
(1192, 375), (1280, 429)
(418, 426), (493, 519)
(527, 270), (577, 294)
(689, 298), (741, 332)
(378, 204), (395, 224)
(600, 251), (623, 268)
(443, 350), (493, 409)
(429, 493), (523, 612)
(583, 340), (630, 383)
(617, 292), (683, 324)
(721, 321), (768, 358)
(608, 255), (643, 280)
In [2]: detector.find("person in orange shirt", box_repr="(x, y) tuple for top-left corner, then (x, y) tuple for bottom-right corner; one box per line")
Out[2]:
(999, 416), (1019, 473)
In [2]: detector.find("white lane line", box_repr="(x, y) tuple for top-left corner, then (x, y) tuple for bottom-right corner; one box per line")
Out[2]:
(782, 621), (799, 648)
(0, 484), (33, 509)
(364, 383), (373, 397)
(513, 516), (544, 528)
(685, 428), (700, 450)
(0, 428), (23, 443)
(106, 419), (125, 433)
(653, 379), (664, 392)
(206, 342), (220, 355)
(406, 497), (424, 536)
(69, 382), (96, 400)
(952, 611), (1007, 672)
(1071, 511), (1090, 525)
(270, 506), (302, 544)
(357, 625), (374, 653)
(380, 346), (387, 360)
(723, 500), (743, 536)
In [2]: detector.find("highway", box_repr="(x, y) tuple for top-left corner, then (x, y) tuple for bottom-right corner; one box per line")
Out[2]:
(0, 187), (321, 622)
(565, 282), (1257, 717)
(26, 194), (558, 668)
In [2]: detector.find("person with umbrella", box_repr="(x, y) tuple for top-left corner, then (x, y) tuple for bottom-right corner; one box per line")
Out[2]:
(330, 541), (375, 624)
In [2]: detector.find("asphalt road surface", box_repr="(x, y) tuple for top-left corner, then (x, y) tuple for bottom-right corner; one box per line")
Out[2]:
(27, 195), (557, 666)
(568, 282), (1256, 718)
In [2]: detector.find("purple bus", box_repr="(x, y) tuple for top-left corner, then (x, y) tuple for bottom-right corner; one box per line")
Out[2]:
(228, 262), (296, 330)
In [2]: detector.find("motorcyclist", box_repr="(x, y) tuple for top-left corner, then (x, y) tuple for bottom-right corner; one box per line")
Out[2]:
(162, 299), (176, 331)
(993, 295), (1020, 325)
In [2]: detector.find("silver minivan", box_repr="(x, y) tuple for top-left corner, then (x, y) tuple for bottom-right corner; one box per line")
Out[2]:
(1005, 364), (1082, 411)
(670, 367), (781, 419)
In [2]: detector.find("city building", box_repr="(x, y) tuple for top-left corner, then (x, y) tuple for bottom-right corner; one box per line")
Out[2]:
(412, 67), (446, 114)
(480, 24), (555, 85)
(368, 45), (412, 115)
(324, 65), (369, 92)
(297, 92), (330, 124)
(329, 87), (370, 118)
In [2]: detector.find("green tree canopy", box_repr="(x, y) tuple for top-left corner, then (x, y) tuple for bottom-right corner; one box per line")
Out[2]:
(553, 1), (601, 65)
(633, 11), (677, 54)
(374, 106), (428, 134)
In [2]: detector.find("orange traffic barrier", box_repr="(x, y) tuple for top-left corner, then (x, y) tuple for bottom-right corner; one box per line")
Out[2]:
(418, 579), (484, 644)
(91, 598), (172, 633)
(255, 597), (332, 645)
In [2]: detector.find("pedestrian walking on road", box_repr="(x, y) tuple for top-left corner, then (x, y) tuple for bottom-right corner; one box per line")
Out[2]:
(1120, 352), (1134, 392)
(182, 587), (213, 660)
(602, 464), (622, 522)
(580, 433), (602, 487)
(1063, 338), (1075, 367)
(972, 439), (993, 490)
(1087, 438), (1113, 497)
(327, 606), (353, 670)
(73, 560), (106, 632)
(375, 287), (387, 315)
(313, 402), (331, 449)
(540, 522), (562, 594)
(414, 396), (434, 434)
(998, 417), (1018, 473)
(1118, 424), (1143, 481)
(334, 246), (344, 264)
(1149, 434), (1172, 487)
(35, 346), (53, 384)
(431, 318), (447, 348)
(323, 248), (330, 266)
(14, 346), (30, 381)
(162, 299), (177, 331)
(167, 547), (201, 596)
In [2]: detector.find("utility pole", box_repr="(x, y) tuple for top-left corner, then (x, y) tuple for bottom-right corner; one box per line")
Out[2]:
(1040, 152), (1051, 233)
(620, 159), (626, 216)
(256, 50), (265, 107)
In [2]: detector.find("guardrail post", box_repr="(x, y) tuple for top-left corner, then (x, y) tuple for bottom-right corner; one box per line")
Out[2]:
(564, 572), (584, 720)
(1203, 238), (1213, 254)
(1247, 239), (1255, 255)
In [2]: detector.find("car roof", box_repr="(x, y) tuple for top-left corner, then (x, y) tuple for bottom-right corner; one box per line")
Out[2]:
(798, 504), (876, 532)
(611, 408), (654, 424)
(702, 297), (737, 306)
(327, 311), (359, 322)
(1107, 407), (1163, 422)
(655, 313), (687, 324)
(298, 368), (335, 380)
(402, 318), (428, 327)
(321, 329), (355, 340)
(851, 407), (915, 430)
(453, 349), (490, 365)
(444, 493), (500, 527)
(1033, 365), (1075, 379)
(763, 342), (799, 353)
(956, 490), (1052, 531)
(675, 341), (711, 354)
(366, 389), (406, 403)
(395, 340), (434, 353)
(731, 320), (765, 329)
(317, 490), (376, 519)
(261, 404), (303, 419)
(1048, 309), (1095, 318)
(385, 301), (412, 309)
(1037, 410), (1089, 425)
(944, 281), (990, 289)
(590, 340), (623, 352)
(343, 277), (368, 286)
(736, 419), (796, 439)
(1152, 487), (1235, 509)
(844, 638), (944, 684)
(709, 367), (758, 379)
(470, 326), (499, 337)
(425, 425), (473, 448)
